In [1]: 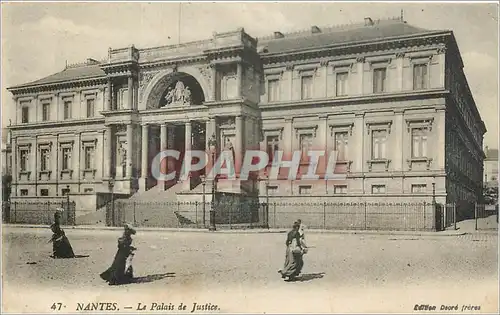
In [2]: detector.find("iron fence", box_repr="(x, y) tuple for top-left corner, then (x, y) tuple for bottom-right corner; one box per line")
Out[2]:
(2, 200), (76, 225)
(474, 204), (498, 230)
(103, 200), (438, 231)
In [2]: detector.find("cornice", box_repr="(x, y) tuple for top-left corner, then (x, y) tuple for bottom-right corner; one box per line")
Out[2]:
(261, 32), (450, 66)
(259, 89), (449, 112)
(8, 77), (107, 95)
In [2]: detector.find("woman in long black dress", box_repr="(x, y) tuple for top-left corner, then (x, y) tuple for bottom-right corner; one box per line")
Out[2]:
(278, 222), (305, 281)
(100, 224), (137, 285)
(50, 211), (76, 259)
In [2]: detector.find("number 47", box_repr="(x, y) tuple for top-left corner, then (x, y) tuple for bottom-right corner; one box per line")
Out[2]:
(51, 303), (63, 311)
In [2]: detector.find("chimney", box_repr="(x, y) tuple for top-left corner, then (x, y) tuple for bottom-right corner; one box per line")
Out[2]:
(311, 26), (321, 34)
(364, 17), (374, 26)
(274, 31), (285, 39)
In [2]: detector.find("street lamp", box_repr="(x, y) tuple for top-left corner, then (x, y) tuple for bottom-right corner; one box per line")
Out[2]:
(201, 175), (206, 228)
(108, 178), (115, 226)
(208, 134), (217, 231)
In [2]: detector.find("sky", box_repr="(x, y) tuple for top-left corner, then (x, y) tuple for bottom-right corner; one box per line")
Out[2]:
(1, 1), (498, 148)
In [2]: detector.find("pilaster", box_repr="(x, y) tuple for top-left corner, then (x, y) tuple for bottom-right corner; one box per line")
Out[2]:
(127, 76), (134, 110)
(235, 115), (243, 175)
(140, 124), (149, 191)
(126, 124), (133, 178)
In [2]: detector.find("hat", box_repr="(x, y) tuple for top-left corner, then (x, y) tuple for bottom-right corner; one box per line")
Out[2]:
(124, 223), (136, 235)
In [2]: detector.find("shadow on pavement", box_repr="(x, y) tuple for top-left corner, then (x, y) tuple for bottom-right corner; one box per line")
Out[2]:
(132, 272), (176, 284)
(297, 272), (325, 282)
(49, 254), (90, 259)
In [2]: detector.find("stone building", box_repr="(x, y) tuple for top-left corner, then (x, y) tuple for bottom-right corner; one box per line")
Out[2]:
(6, 17), (486, 217)
(484, 146), (498, 188)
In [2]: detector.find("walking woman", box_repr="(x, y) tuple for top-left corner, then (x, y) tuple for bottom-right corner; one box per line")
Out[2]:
(278, 222), (305, 281)
(100, 224), (137, 285)
(50, 210), (76, 259)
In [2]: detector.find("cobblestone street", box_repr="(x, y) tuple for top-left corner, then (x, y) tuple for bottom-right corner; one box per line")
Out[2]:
(2, 226), (498, 313)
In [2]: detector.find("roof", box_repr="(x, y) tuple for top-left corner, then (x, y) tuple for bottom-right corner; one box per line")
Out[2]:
(259, 18), (444, 54)
(485, 148), (499, 160)
(9, 63), (106, 90)
(9, 18), (444, 90)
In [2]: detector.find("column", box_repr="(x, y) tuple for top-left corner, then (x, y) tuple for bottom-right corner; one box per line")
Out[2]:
(127, 76), (133, 110)
(211, 64), (217, 101)
(356, 57), (365, 95)
(287, 65), (294, 100)
(353, 113), (364, 173)
(103, 126), (113, 178)
(107, 79), (113, 111)
(321, 60), (328, 98)
(437, 48), (446, 89)
(396, 53), (405, 91)
(318, 115), (328, 178)
(206, 118), (216, 172)
(11, 137), (17, 187)
(185, 121), (192, 175)
(140, 124), (149, 190)
(393, 110), (404, 171)
(159, 123), (168, 191)
(235, 116), (243, 175)
(126, 124), (133, 179)
(436, 108), (446, 170)
(236, 63), (242, 98)
(75, 133), (81, 190)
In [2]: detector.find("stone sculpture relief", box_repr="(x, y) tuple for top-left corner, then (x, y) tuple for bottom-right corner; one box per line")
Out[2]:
(163, 81), (192, 106)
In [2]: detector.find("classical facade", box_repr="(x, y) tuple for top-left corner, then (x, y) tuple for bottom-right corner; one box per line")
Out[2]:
(7, 17), (486, 209)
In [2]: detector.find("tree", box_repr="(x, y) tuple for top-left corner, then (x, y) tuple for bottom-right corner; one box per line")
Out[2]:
(2, 174), (12, 202)
(483, 184), (498, 205)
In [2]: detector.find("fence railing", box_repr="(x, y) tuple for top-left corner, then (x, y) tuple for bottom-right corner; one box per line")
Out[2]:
(2, 200), (76, 225)
(3, 199), (497, 232)
(102, 200), (438, 231)
(474, 204), (498, 230)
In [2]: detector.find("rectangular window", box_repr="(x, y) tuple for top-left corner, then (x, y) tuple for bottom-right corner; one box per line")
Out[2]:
(371, 130), (387, 159)
(267, 185), (278, 196)
(411, 128), (428, 158)
(63, 100), (72, 120)
(373, 68), (387, 93)
(301, 75), (313, 99)
(266, 135), (279, 164)
(300, 133), (313, 160)
(42, 103), (50, 121)
(40, 189), (49, 196)
(20, 189), (28, 196)
(62, 148), (72, 170)
(411, 184), (427, 193)
(334, 185), (348, 194)
(267, 79), (279, 102)
(40, 149), (50, 171)
(84, 146), (95, 169)
(86, 99), (95, 118)
(19, 149), (29, 171)
(334, 132), (349, 161)
(62, 188), (70, 196)
(413, 64), (428, 90)
(336, 72), (348, 96)
(299, 185), (312, 195)
(21, 107), (29, 123)
(372, 185), (386, 194)
(86, 99), (95, 117)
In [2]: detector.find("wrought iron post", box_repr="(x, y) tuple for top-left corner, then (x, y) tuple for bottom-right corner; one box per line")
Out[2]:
(202, 176), (206, 228)
(66, 185), (70, 224)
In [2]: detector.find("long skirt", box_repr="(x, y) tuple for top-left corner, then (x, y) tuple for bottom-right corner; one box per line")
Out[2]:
(52, 235), (75, 258)
(279, 246), (304, 279)
(100, 248), (133, 285)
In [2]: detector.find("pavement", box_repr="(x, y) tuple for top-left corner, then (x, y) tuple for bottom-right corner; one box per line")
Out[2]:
(2, 225), (498, 313)
(4, 222), (496, 237)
